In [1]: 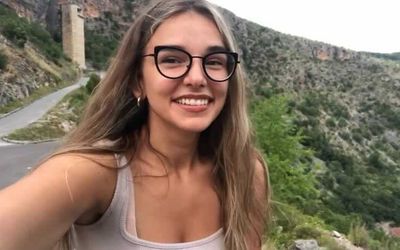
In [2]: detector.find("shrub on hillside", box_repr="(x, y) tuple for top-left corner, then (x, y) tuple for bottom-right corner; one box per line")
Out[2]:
(0, 50), (8, 70)
(326, 118), (336, 128)
(85, 73), (101, 94)
(2, 21), (27, 48)
(28, 22), (64, 62)
(85, 30), (118, 69)
(348, 222), (370, 248)
(294, 224), (322, 239)
(0, 5), (64, 62)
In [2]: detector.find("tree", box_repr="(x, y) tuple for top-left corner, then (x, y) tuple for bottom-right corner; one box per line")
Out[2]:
(251, 95), (320, 210)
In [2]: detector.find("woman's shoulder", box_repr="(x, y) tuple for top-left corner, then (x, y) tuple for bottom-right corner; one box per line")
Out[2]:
(44, 151), (117, 166)
(0, 152), (119, 248)
(36, 152), (118, 211)
(36, 152), (118, 187)
(253, 152), (269, 201)
(39, 152), (119, 222)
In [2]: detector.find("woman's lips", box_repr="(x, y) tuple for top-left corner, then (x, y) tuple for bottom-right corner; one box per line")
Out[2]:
(173, 96), (212, 113)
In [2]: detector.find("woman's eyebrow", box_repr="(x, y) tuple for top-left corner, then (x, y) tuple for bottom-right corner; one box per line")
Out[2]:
(156, 44), (228, 53)
(206, 45), (228, 53)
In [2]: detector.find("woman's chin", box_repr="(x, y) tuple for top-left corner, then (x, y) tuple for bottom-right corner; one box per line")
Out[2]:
(176, 121), (212, 134)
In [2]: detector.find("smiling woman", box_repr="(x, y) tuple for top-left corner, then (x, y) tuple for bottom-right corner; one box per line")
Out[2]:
(0, 1), (270, 250)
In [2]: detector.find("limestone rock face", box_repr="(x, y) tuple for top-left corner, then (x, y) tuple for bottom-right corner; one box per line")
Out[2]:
(293, 239), (320, 250)
(0, 0), (48, 21)
(0, 0), (139, 21)
(312, 45), (357, 61)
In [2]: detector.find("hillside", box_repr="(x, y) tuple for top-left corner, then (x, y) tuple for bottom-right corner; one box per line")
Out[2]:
(0, 3), (79, 114)
(1, 0), (399, 248)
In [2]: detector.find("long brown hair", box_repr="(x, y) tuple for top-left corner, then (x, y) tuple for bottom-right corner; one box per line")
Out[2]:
(55, 0), (270, 249)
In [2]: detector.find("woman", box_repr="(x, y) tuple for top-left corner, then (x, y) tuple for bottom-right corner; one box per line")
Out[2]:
(0, 0), (270, 249)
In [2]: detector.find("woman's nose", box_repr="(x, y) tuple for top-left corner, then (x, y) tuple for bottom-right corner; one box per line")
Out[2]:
(183, 59), (207, 87)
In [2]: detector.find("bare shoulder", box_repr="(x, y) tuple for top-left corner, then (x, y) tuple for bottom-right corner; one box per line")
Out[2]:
(34, 152), (118, 211)
(3, 152), (118, 213)
(254, 155), (268, 192)
(38, 152), (117, 178)
(36, 152), (116, 185)
(244, 155), (269, 249)
(0, 152), (118, 249)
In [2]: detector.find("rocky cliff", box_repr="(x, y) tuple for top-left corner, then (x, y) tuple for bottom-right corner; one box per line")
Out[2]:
(0, 0), (48, 21)
(0, 34), (77, 107)
(0, 3), (78, 110)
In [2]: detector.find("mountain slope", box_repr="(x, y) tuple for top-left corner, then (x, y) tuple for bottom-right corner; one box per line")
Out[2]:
(0, 3), (78, 112)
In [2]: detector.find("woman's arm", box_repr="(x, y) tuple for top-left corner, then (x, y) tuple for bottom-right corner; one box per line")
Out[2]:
(0, 154), (116, 250)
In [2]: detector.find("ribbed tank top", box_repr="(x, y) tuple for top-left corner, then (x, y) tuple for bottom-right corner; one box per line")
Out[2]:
(71, 154), (225, 250)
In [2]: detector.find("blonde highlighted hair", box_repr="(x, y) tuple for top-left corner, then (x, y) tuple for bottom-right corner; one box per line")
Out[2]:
(55, 0), (270, 249)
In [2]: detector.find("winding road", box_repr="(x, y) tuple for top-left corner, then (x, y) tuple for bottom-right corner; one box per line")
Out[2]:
(0, 77), (88, 189)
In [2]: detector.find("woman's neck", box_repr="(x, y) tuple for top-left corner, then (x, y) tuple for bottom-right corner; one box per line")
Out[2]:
(137, 124), (202, 173)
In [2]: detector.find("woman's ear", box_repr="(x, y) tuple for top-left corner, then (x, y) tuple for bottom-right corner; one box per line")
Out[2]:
(132, 88), (141, 98)
(132, 81), (145, 98)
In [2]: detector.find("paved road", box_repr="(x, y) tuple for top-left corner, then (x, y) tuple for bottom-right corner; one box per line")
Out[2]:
(0, 141), (60, 189)
(0, 77), (88, 139)
(0, 77), (88, 188)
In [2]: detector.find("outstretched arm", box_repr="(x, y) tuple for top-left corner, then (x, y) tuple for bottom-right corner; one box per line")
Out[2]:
(0, 154), (116, 250)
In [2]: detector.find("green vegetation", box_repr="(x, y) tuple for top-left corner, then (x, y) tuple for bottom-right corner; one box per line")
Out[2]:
(373, 101), (400, 129)
(85, 73), (101, 94)
(0, 4), (80, 115)
(0, 50), (7, 70)
(301, 115), (400, 225)
(252, 96), (319, 210)
(368, 52), (400, 62)
(85, 29), (119, 69)
(0, 5), (64, 63)
(6, 121), (66, 141)
(252, 95), (400, 249)
(348, 222), (369, 248)
(252, 96), (348, 248)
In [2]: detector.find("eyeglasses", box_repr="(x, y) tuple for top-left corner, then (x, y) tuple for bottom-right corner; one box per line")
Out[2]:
(142, 46), (240, 82)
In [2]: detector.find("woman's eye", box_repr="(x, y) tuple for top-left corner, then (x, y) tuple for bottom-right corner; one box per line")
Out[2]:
(206, 59), (223, 65)
(205, 58), (226, 67)
(160, 57), (182, 64)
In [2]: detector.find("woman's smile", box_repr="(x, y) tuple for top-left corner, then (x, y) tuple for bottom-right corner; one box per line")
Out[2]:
(173, 94), (214, 113)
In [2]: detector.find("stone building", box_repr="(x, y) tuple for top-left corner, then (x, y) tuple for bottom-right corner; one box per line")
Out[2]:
(60, 2), (86, 69)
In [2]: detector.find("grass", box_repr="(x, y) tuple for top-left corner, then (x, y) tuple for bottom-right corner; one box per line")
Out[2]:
(6, 121), (65, 141)
(318, 235), (346, 250)
(348, 222), (369, 248)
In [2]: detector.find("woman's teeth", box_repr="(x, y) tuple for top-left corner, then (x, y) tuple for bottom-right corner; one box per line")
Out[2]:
(176, 98), (209, 106)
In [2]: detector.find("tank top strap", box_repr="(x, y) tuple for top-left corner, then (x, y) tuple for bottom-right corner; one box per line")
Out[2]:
(117, 154), (137, 236)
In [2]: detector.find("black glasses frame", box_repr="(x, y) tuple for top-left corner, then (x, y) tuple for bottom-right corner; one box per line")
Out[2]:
(143, 46), (240, 82)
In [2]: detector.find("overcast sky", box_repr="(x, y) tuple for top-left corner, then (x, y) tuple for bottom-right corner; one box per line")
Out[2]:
(207, 0), (400, 53)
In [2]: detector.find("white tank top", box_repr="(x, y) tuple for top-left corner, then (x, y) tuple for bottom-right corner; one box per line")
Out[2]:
(71, 154), (225, 250)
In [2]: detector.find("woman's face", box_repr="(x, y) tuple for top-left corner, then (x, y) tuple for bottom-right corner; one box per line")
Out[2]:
(139, 11), (229, 134)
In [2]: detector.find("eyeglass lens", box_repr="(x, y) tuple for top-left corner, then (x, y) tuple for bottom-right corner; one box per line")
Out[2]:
(156, 47), (237, 82)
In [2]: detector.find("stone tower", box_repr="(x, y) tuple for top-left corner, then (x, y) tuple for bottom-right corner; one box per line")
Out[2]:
(60, 3), (86, 69)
